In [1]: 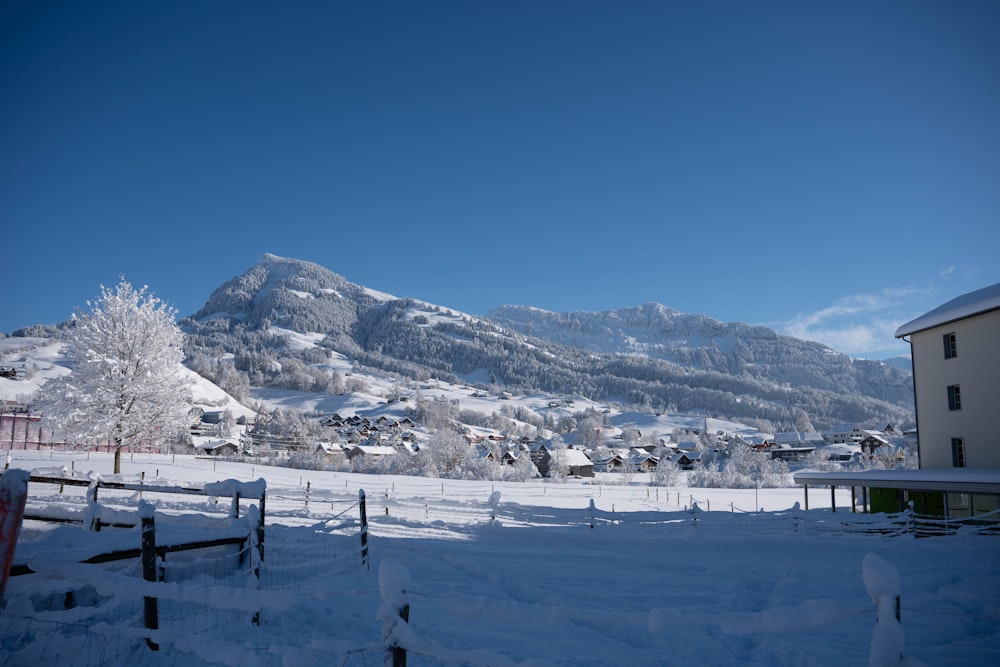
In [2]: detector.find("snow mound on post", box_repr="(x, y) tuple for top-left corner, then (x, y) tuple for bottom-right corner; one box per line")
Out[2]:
(863, 552), (900, 601)
(202, 478), (266, 498)
(863, 553), (904, 667)
(379, 558), (410, 608)
(138, 499), (156, 520)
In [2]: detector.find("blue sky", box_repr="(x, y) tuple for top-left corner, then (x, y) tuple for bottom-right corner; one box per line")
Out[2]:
(2, 1), (997, 360)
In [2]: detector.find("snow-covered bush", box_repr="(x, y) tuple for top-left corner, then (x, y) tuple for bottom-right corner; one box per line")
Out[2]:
(688, 444), (789, 488)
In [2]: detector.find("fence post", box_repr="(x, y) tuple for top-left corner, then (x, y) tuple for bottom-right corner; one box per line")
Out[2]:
(394, 604), (410, 667)
(252, 486), (266, 627)
(379, 559), (410, 667)
(86, 481), (100, 531)
(257, 488), (266, 565)
(863, 553), (904, 667)
(139, 501), (159, 651)
(0, 469), (29, 609)
(359, 489), (369, 570)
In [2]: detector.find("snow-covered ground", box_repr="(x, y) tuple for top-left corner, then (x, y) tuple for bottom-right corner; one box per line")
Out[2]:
(3, 450), (999, 666)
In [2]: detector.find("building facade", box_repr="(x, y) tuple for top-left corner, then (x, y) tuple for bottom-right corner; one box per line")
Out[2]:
(895, 283), (1000, 469)
(794, 283), (1000, 518)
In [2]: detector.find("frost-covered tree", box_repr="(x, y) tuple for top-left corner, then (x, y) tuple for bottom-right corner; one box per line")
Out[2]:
(38, 279), (192, 473)
(573, 414), (602, 449)
(649, 454), (680, 487)
(793, 409), (816, 434)
(689, 443), (789, 489)
(217, 409), (237, 438)
(413, 429), (475, 478)
(547, 435), (570, 481)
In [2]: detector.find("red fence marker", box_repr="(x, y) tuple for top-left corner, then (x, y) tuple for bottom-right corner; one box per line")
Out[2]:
(0, 469), (29, 608)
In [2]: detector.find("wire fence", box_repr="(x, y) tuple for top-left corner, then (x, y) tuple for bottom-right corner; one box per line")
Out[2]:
(3, 471), (997, 666)
(0, 473), (373, 666)
(370, 485), (1000, 539)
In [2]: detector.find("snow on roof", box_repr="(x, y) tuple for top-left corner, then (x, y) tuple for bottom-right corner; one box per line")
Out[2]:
(562, 448), (594, 467)
(350, 445), (397, 456)
(192, 438), (238, 451)
(821, 443), (860, 455)
(794, 468), (1000, 494)
(895, 282), (1000, 337)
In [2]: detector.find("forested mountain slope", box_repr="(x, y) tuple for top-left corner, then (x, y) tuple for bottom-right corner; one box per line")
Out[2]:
(179, 254), (913, 430)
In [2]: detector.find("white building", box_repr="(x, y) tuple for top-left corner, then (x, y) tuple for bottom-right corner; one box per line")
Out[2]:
(794, 282), (1000, 518)
(895, 282), (1000, 469)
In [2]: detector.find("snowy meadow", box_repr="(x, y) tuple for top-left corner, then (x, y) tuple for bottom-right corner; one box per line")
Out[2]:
(3, 450), (999, 667)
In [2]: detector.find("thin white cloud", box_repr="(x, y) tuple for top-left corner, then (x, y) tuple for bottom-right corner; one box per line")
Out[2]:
(939, 266), (955, 279)
(780, 286), (933, 358)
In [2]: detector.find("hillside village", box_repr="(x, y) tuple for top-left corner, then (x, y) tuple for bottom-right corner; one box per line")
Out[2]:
(1, 330), (914, 484)
(180, 392), (911, 482)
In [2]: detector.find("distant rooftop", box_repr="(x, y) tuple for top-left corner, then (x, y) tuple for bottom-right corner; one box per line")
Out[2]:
(895, 282), (1000, 338)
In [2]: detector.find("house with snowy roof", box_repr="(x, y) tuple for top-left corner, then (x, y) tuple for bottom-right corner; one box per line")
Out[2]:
(730, 434), (771, 450)
(627, 448), (658, 471)
(192, 438), (239, 457)
(346, 445), (397, 461)
(591, 452), (624, 473)
(858, 433), (890, 455)
(823, 424), (867, 444)
(533, 444), (594, 478)
(795, 282), (1000, 518)
(670, 451), (702, 470)
(895, 281), (1000, 472)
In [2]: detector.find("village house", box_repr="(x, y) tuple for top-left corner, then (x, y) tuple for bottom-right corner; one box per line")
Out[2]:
(822, 424), (868, 445)
(193, 439), (239, 457)
(670, 451), (702, 470)
(773, 432), (825, 448)
(627, 448), (658, 472)
(858, 433), (889, 456)
(532, 443), (595, 478)
(729, 434), (772, 451)
(346, 444), (397, 462)
(592, 452), (624, 473)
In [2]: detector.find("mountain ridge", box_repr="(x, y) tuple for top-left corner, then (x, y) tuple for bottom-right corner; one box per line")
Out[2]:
(177, 254), (913, 431)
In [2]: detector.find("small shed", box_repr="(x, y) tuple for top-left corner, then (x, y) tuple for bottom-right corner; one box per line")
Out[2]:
(194, 439), (239, 457)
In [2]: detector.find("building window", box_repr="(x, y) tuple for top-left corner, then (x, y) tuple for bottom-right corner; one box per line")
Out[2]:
(947, 384), (962, 411)
(951, 438), (966, 468)
(943, 332), (957, 359)
(948, 493), (970, 509)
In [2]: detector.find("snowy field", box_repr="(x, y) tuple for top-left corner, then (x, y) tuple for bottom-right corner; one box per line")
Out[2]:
(3, 450), (999, 667)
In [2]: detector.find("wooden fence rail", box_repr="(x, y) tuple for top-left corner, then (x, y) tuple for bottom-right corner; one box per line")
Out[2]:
(4, 473), (266, 576)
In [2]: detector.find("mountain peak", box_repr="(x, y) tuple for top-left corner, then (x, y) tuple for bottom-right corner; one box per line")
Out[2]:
(180, 254), (912, 429)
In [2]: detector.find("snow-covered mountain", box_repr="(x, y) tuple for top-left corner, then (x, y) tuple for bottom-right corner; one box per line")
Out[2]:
(177, 254), (912, 430)
(486, 303), (912, 407)
(880, 356), (913, 372)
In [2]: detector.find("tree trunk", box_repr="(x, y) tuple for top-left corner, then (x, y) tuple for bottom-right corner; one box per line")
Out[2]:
(114, 444), (122, 474)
